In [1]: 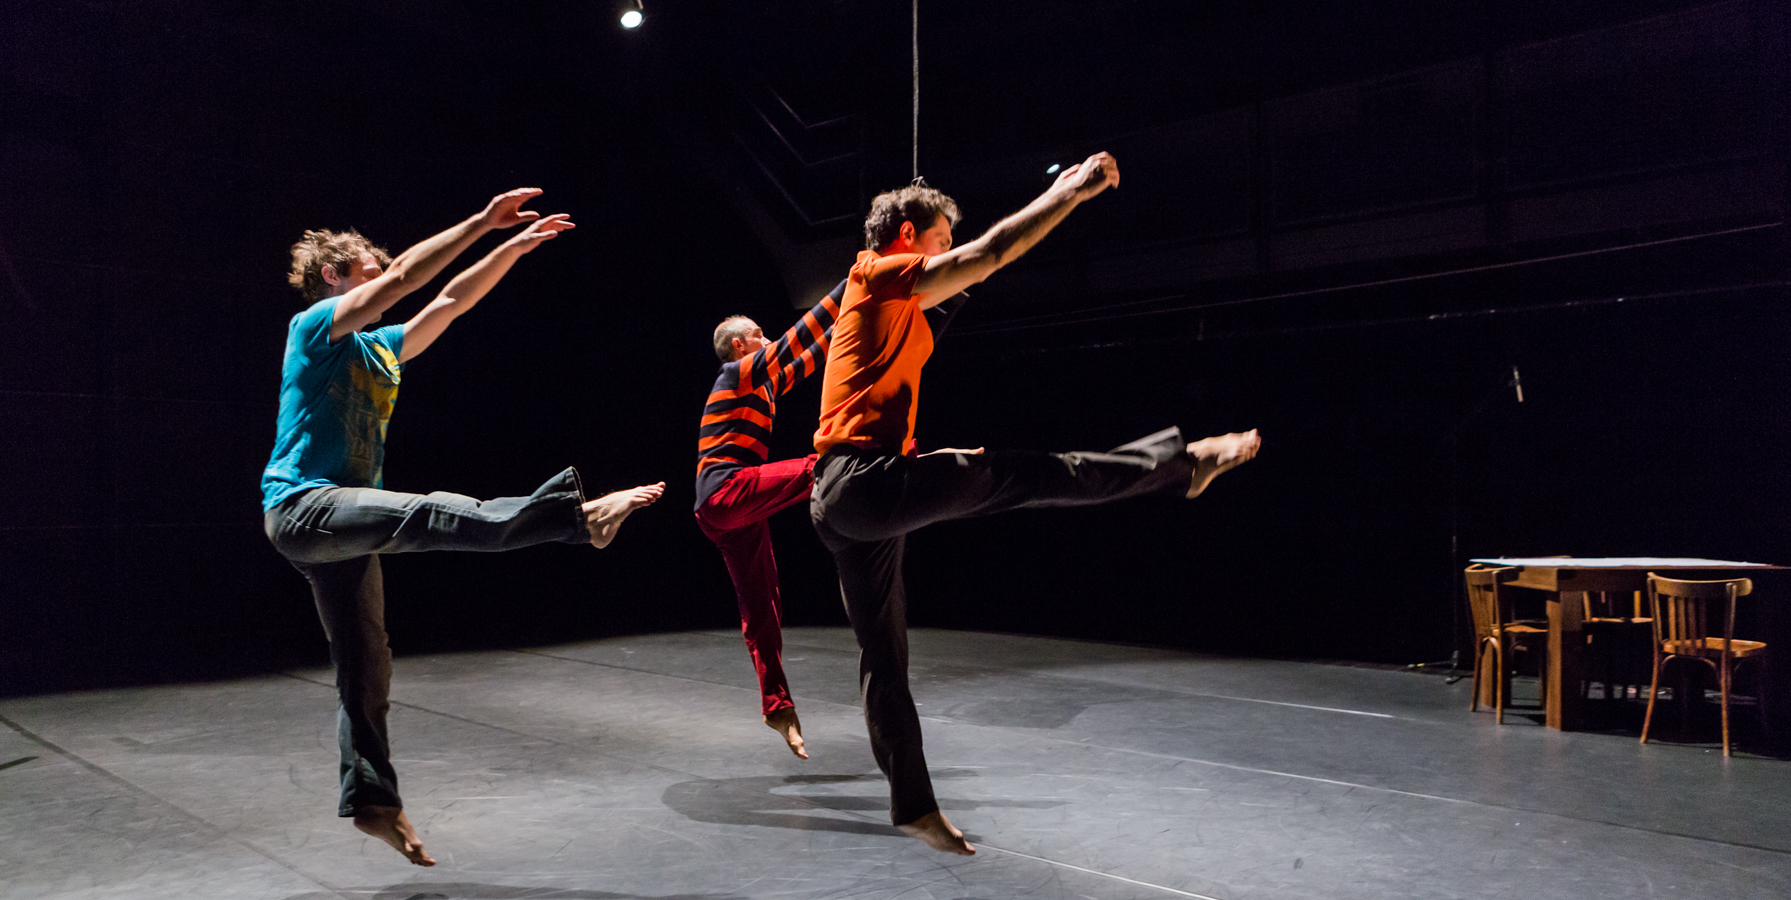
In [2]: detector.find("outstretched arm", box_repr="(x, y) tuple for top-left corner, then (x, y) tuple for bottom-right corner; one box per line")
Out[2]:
(330, 188), (546, 341)
(911, 152), (1119, 309)
(747, 279), (847, 395)
(398, 214), (576, 362)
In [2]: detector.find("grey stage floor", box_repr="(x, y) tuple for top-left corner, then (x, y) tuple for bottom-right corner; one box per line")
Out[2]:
(3, 628), (1789, 900)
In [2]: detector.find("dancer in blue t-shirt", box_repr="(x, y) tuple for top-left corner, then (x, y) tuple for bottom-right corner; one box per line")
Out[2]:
(262, 188), (665, 866)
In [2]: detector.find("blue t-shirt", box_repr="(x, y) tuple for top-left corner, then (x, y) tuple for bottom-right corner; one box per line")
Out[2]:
(260, 298), (406, 510)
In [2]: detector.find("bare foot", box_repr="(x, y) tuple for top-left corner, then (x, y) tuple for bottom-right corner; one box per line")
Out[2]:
(897, 810), (975, 855)
(764, 706), (809, 759)
(1186, 429), (1261, 498)
(583, 482), (665, 548)
(353, 806), (435, 866)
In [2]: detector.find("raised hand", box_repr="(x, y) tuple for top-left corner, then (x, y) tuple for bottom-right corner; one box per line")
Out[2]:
(1050, 151), (1120, 200)
(503, 214), (576, 255)
(480, 187), (546, 230)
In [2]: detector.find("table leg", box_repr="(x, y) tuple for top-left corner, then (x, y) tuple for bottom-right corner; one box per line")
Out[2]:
(1548, 591), (1587, 729)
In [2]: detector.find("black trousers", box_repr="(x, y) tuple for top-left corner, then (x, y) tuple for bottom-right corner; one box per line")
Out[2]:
(808, 427), (1193, 824)
(264, 467), (588, 815)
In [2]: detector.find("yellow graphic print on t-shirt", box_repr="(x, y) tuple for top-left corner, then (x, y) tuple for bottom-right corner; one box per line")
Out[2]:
(336, 340), (403, 489)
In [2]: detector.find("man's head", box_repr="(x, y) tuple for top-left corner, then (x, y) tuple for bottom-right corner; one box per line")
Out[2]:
(287, 228), (392, 303)
(713, 315), (769, 362)
(864, 185), (960, 257)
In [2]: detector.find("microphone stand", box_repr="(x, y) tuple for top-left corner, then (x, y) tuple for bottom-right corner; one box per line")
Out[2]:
(1407, 366), (1524, 682)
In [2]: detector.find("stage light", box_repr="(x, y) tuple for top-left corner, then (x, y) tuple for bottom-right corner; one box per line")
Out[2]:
(1045, 163), (1061, 174)
(619, 1), (643, 29)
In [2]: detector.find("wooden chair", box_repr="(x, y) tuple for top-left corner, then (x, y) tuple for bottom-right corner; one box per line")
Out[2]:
(1581, 590), (1652, 707)
(1640, 574), (1768, 757)
(1466, 564), (1549, 723)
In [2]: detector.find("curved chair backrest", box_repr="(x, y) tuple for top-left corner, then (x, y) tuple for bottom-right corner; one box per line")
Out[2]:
(1646, 573), (1753, 649)
(1465, 565), (1517, 641)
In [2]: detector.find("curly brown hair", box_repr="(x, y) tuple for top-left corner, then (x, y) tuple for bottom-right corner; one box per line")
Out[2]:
(287, 228), (391, 303)
(863, 185), (960, 252)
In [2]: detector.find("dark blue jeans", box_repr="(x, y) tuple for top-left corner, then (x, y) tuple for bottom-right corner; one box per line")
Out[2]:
(263, 467), (588, 816)
(808, 428), (1193, 825)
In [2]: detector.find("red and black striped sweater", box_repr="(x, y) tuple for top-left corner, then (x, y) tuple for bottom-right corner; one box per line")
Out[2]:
(694, 281), (844, 509)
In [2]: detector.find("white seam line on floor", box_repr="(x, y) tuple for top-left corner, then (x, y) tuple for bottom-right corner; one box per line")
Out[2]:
(0, 710), (355, 900)
(527, 641), (1405, 721)
(1182, 694), (1394, 717)
(978, 843), (1225, 899)
(498, 647), (1791, 858)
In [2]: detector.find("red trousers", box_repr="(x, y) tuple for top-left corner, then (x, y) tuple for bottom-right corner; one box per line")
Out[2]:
(695, 455), (817, 715)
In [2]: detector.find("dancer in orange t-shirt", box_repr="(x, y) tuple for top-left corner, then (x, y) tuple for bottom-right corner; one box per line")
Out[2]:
(809, 154), (1262, 855)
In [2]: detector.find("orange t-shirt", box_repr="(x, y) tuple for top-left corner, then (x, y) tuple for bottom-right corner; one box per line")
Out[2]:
(813, 250), (935, 456)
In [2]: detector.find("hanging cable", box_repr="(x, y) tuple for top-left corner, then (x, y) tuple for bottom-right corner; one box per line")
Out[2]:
(911, 0), (920, 181)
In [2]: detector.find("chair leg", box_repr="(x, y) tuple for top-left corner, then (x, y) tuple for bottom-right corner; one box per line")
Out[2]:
(1612, 636), (1624, 704)
(1606, 648), (1619, 719)
(1584, 634), (1599, 703)
(1582, 638), (1593, 701)
(1641, 654), (1663, 745)
(1720, 660), (1732, 758)
(1612, 640), (1626, 704)
(1537, 643), (1549, 710)
(1760, 658), (1773, 746)
(1470, 641), (1484, 713)
(1626, 633), (1641, 697)
(1495, 641), (1506, 725)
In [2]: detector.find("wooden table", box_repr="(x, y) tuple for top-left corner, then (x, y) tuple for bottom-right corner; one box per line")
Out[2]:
(1468, 558), (1784, 731)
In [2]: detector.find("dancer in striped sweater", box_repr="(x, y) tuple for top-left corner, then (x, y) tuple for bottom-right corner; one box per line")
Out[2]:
(695, 282), (845, 757)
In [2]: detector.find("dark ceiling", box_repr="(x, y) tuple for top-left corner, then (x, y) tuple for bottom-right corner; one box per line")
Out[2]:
(688, 1), (1727, 176)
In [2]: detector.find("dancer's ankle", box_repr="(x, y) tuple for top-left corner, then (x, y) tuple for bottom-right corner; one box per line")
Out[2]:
(764, 706), (809, 759)
(897, 810), (975, 855)
(352, 805), (436, 866)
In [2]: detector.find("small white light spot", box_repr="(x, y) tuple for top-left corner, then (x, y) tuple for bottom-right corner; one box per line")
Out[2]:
(620, 10), (643, 28)
(1045, 163), (1061, 174)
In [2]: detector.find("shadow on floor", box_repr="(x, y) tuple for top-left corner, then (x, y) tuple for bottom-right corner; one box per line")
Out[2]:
(0, 755), (39, 772)
(348, 888), (998, 900)
(285, 887), (752, 900)
(660, 769), (1063, 836)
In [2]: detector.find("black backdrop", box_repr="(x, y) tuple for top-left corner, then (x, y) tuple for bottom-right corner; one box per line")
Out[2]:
(3, 1), (1787, 696)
